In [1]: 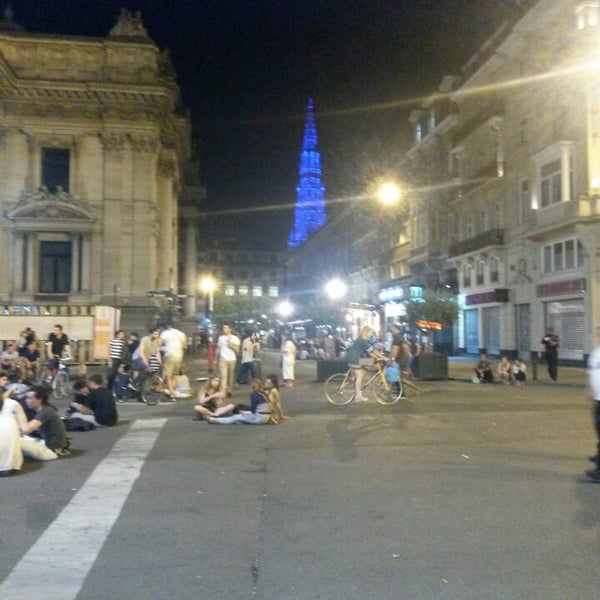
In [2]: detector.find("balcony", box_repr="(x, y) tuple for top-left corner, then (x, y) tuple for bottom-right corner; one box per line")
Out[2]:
(527, 197), (600, 240)
(448, 228), (504, 258)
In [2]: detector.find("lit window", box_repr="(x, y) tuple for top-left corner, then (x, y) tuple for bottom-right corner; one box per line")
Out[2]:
(238, 285), (249, 296)
(225, 285), (235, 296)
(268, 286), (278, 297)
(252, 286), (263, 297)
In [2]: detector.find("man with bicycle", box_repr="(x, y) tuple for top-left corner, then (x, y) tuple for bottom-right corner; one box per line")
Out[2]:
(45, 324), (71, 374)
(345, 326), (390, 402)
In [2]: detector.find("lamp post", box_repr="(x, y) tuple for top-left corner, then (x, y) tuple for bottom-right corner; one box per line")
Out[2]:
(199, 276), (217, 371)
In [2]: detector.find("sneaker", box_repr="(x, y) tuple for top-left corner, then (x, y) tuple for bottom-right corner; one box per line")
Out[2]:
(354, 393), (369, 403)
(55, 448), (71, 457)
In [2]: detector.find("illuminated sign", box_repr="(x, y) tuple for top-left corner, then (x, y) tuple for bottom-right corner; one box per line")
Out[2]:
(416, 319), (443, 331)
(379, 287), (404, 302)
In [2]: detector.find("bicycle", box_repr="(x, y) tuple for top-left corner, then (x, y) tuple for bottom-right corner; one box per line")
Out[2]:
(46, 356), (72, 399)
(134, 367), (166, 406)
(325, 359), (403, 406)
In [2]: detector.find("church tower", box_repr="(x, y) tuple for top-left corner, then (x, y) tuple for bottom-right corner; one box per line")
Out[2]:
(288, 98), (326, 248)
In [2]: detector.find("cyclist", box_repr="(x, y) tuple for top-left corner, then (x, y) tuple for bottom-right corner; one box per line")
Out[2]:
(44, 324), (71, 377)
(345, 326), (389, 402)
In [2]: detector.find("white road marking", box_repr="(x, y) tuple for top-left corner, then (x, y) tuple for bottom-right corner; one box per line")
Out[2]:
(0, 418), (166, 598)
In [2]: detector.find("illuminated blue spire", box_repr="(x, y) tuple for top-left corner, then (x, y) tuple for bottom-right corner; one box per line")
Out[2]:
(288, 98), (326, 248)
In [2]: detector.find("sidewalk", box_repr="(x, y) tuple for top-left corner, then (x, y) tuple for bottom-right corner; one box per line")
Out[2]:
(448, 356), (587, 386)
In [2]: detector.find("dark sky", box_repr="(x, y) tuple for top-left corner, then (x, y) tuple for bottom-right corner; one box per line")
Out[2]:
(5, 0), (524, 248)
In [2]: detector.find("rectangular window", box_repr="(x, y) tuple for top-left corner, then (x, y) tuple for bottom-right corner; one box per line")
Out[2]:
(268, 286), (278, 297)
(542, 238), (583, 273)
(540, 159), (561, 208)
(42, 148), (70, 192)
(39, 241), (71, 293)
(224, 285), (235, 296)
(519, 179), (529, 223)
(490, 257), (499, 283)
(238, 285), (249, 296)
(476, 262), (484, 285)
(463, 265), (472, 288)
(252, 286), (263, 297)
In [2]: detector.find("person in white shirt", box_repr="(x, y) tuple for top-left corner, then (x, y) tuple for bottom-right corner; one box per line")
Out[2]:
(236, 330), (260, 385)
(160, 323), (187, 400)
(216, 324), (240, 396)
(281, 335), (296, 388)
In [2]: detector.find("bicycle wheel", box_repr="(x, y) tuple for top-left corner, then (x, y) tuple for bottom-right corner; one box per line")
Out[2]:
(325, 373), (354, 406)
(140, 373), (164, 406)
(373, 376), (402, 405)
(53, 371), (71, 399)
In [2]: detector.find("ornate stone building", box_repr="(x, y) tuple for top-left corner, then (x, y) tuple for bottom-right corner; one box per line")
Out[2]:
(0, 9), (196, 351)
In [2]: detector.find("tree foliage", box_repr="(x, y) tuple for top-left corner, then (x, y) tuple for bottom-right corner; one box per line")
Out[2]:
(404, 290), (459, 328)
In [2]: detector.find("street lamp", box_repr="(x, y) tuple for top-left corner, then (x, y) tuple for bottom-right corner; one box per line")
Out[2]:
(199, 276), (217, 371)
(376, 181), (401, 206)
(324, 277), (347, 301)
(277, 300), (294, 319)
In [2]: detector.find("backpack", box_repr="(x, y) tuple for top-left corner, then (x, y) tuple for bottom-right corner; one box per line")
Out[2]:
(64, 417), (95, 431)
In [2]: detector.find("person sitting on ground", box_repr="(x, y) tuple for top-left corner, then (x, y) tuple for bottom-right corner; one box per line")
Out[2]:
(0, 342), (20, 377)
(194, 375), (230, 419)
(69, 373), (118, 427)
(16, 340), (42, 383)
(207, 379), (273, 425)
(0, 383), (29, 474)
(511, 357), (527, 384)
(263, 374), (289, 423)
(497, 356), (511, 385)
(345, 326), (390, 402)
(64, 379), (90, 418)
(21, 385), (70, 458)
(174, 364), (193, 399)
(475, 352), (494, 383)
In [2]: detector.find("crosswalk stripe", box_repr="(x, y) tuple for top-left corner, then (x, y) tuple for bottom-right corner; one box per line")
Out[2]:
(0, 418), (167, 598)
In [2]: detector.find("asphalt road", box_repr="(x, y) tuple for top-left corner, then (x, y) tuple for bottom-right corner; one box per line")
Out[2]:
(2, 352), (599, 600)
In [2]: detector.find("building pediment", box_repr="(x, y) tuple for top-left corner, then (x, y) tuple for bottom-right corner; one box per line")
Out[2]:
(6, 187), (94, 223)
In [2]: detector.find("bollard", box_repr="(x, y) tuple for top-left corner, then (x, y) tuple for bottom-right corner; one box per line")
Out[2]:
(531, 351), (538, 381)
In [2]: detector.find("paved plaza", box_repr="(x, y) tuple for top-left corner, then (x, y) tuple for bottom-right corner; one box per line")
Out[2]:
(2, 352), (599, 600)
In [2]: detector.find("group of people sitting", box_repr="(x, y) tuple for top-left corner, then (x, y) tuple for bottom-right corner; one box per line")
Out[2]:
(0, 371), (119, 476)
(474, 352), (527, 384)
(193, 372), (288, 425)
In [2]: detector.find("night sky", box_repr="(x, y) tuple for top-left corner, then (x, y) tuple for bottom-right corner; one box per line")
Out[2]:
(4, 0), (525, 248)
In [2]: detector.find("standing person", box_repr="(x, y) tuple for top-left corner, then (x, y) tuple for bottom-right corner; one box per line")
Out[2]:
(107, 329), (127, 390)
(541, 327), (560, 381)
(69, 373), (118, 427)
(160, 322), (187, 399)
(345, 327), (390, 403)
(237, 330), (261, 385)
(22, 385), (70, 458)
(281, 334), (296, 388)
(407, 333), (421, 379)
(216, 324), (240, 397)
(586, 325), (600, 481)
(45, 324), (71, 373)
(389, 323), (420, 395)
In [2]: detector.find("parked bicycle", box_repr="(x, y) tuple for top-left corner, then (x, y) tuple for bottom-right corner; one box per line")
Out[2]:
(131, 367), (166, 406)
(45, 356), (73, 399)
(325, 359), (402, 406)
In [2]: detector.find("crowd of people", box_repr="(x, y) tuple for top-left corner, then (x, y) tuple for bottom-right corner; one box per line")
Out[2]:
(473, 352), (527, 385)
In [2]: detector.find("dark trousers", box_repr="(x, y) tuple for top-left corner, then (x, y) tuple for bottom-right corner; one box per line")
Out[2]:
(236, 361), (256, 384)
(594, 402), (600, 455)
(546, 351), (558, 381)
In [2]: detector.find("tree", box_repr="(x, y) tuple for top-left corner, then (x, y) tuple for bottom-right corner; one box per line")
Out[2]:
(404, 290), (458, 329)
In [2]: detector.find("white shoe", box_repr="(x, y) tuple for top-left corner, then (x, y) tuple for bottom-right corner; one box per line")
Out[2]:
(354, 393), (369, 402)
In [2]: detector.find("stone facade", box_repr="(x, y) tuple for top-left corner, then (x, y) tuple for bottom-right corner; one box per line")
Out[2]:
(0, 10), (192, 338)
(407, 0), (599, 362)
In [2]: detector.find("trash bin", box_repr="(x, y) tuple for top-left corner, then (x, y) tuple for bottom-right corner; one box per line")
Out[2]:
(416, 352), (448, 380)
(317, 359), (348, 382)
